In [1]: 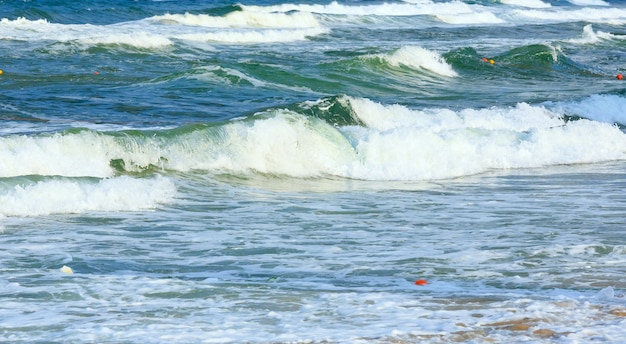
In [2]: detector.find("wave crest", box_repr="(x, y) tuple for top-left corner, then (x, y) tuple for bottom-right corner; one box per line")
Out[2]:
(153, 10), (320, 28)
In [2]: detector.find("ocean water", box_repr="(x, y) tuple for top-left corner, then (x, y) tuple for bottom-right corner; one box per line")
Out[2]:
(2, 0), (626, 342)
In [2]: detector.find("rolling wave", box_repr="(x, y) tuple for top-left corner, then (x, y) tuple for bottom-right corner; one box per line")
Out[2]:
(3, 93), (626, 217)
(151, 10), (321, 29)
(566, 24), (626, 44)
(0, 10), (328, 50)
(371, 46), (458, 77)
(2, 0), (626, 53)
(446, 43), (598, 79)
(2, 95), (626, 181)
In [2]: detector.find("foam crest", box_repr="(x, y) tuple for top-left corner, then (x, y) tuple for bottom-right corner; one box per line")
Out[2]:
(241, 2), (506, 27)
(3, 97), (626, 182)
(0, 176), (176, 217)
(551, 94), (626, 125)
(336, 97), (626, 180)
(0, 17), (69, 41)
(175, 27), (328, 44)
(501, 0), (551, 8)
(0, 116), (351, 180)
(185, 97), (626, 181)
(80, 32), (173, 48)
(0, 15), (324, 48)
(0, 17), (173, 48)
(346, 97), (564, 132)
(568, 0), (609, 5)
(379, 46), (458, 77)
(0, 17), (49, 27)
(515, 7), (626, 24)
(566, 24), (621, 44)
(0, 130), (177, 178)
(436, 11), (504, 25)
(197, 111), (356, 177)
(0, 131), (116, 178)
(153, 10), (320, 28)
(242, 1), (476, 17)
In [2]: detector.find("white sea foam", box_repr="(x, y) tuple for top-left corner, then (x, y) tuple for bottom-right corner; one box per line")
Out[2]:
(550, 94), (626, 125)
(2, 3), (624, 49)
(379, 46), (458, 77)
(568, 0), (610, 6)
(566, 24), (623, 44)
(0, 131), (116, 178)
(242, 1), (479, 17)
(3, 97), (626, 182)
(153, 10), (320, 28)
(182, 97), (626, 181)
(0, 17), (173, 48)
(81, 32), (173, 48)
(515, 7), (626, 24)
(336, 98), (624, 180)
(0, 176), (176, 217)
(501, 0), (551, 8)
(199, 112), (356, 178)
(0, 130), (178, 178)
(0, 17), (49, 29)
(436, 11), (504, 25)
(0, 14), (324, 49)
(401, 0), (434, 3)
(175, 27), (328, 44)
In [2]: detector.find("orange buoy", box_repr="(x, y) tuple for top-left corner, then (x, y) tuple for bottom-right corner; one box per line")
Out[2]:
(415, 279), (428, 286)
(617, 73), (623, 80)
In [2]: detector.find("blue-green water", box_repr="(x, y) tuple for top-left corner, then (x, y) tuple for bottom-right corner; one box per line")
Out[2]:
(2, 1), (626, 342)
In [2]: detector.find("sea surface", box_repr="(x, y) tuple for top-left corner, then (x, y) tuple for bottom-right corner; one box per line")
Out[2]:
(1, 0), (626, 343)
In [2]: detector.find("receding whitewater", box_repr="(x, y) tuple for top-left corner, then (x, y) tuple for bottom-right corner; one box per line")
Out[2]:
(2, 0), (626, 343)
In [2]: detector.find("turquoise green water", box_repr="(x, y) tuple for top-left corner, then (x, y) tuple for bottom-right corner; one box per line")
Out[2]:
(2, 1), (626, 342)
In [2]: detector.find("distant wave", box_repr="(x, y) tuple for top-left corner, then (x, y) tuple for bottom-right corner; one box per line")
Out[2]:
(435, 11), (504, 25)
(443, 43), (595, 82)
(0, 13), (327, 49)
(3, 1), (626, 50)
(514, 7), (626, 24)
(152, 10), (320, 28)
(174, 27), (328, 44)
(240, 0), (624, 26)
(0, 17), (175, 48)
(370, 46), (458, 77)
(501, 0), (551, 9)
(242, 1), (461, 16)
(568, 0), (610, 6)
(566, 24), (625, 44)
